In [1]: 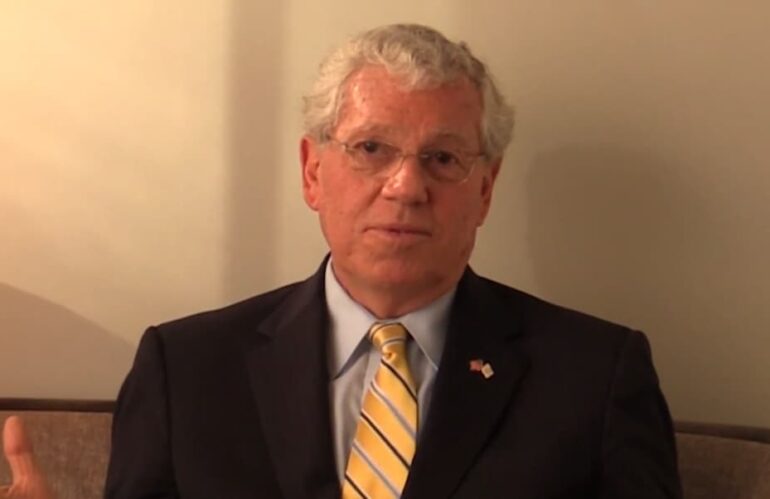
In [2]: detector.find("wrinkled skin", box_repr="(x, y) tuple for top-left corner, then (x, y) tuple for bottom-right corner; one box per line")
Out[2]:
(301, 65), (501, 318)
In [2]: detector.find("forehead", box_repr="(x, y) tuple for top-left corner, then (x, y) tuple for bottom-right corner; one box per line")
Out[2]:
(334, 65), (483, 145)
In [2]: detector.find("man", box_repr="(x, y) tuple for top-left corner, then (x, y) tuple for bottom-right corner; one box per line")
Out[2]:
(3, 24), (681, 498)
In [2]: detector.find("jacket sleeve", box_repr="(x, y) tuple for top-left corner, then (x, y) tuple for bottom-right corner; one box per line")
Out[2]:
(105, 326), (179, 498)
(600, 330), (682, 498)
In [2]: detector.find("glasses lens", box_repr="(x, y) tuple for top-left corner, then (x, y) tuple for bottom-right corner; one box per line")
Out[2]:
(335, 138), (479, 182)
(349, 141), (399, 173)
(420, 150), (471, 182)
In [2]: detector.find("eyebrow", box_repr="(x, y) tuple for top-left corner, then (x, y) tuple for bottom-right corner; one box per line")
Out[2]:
(428, 131), (473, 144)
(344, 124), (399, 138)
(345, 125), (475, 146)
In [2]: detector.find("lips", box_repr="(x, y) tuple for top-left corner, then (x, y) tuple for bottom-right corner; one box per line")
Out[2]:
(366, 223), (431, 237)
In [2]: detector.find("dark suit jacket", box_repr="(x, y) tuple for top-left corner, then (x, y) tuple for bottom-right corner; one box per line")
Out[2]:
(105, 262), (681, 498)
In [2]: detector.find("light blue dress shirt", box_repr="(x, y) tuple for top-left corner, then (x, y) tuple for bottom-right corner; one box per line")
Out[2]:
(324, 260), (455, 480)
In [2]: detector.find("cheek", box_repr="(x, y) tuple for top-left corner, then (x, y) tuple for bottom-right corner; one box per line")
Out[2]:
(317, 170), (370, 234)
(317, 167), (347, 212)
(437, 192), (484, 240)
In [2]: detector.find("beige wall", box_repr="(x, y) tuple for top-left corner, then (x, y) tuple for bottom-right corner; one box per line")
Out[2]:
(1, 2), (768, 425)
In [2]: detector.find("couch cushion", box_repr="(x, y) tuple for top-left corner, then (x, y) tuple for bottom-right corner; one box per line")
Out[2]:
(0, 410), (112, 499)
(677, 431), (770, 499)
(3, 407), (770, 499)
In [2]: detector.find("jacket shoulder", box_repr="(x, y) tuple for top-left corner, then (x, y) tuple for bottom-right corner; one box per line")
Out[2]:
(148, 277), (314, 352)
(472, 273), (639, 347)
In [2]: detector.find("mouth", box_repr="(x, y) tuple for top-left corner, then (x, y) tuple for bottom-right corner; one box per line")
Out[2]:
(366, 224), (431, 238)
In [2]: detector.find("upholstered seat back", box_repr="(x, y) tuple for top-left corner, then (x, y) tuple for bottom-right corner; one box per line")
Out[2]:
(0, 401), (112, 499)
(676, 422), (770, 499)
(2, 400), (770, 499)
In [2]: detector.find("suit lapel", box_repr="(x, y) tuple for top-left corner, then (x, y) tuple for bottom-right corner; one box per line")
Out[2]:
(243, 262), (340, 499)
(403, 269), (530, 499)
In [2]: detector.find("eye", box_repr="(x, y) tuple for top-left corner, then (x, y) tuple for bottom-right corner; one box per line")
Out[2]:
(425, 150), (461, 167)
(350, 140), (398, 167)
(355, 140), (384, 155)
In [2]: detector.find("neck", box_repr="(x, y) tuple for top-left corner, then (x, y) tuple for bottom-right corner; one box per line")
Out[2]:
(330, 261), (461, 318)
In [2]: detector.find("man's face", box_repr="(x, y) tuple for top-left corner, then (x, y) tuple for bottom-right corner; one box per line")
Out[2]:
(301, 65), (500, 314)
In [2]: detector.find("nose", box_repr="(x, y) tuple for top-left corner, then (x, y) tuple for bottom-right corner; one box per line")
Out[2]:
(380, 154), (430, 204)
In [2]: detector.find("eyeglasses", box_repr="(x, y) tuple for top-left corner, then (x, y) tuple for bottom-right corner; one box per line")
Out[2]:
(326, 137), (487, 183)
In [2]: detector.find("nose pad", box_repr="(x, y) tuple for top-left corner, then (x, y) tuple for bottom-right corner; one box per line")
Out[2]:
(389, 153), (423, 179)
(382, 153), (430, 203)
(380, 151), (406, 176)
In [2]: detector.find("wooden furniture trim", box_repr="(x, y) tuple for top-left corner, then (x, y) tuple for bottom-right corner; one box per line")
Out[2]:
(675, 421), (770, 444)
(0, 398), (115, 413)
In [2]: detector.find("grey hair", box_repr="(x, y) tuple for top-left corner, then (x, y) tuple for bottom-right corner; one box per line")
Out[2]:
(302, 24), (514, 160)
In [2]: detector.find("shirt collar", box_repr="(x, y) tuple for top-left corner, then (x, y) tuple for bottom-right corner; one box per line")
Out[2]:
(325, 259), (454, 379)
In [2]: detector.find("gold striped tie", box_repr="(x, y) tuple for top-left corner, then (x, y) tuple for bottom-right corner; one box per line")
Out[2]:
(342, 322), (417, 499)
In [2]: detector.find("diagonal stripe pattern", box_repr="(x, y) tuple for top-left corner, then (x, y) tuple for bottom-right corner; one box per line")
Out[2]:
(342, 323), (417, 499)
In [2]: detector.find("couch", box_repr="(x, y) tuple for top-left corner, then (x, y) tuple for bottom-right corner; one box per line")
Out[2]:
(0, 399), (113, 499)
(2, 398), (769, 498)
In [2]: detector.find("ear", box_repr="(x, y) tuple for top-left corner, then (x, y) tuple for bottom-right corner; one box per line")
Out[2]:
(477, 159), (501, 226)
(301, 135), (322, 211)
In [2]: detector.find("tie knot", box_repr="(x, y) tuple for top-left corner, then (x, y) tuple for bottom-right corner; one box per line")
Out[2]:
(369, 322), (408, 352)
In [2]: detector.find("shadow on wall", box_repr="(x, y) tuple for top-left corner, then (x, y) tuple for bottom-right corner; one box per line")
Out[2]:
(525, 145), (692, 317)
(225, 0), (284, 300)
(524, 146), (706, 402)
(524, 144), (770, 423)
(0, 283), (134, 399)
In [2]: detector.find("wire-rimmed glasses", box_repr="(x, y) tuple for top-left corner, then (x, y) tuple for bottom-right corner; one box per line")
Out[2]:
(326, 137), (486, 183)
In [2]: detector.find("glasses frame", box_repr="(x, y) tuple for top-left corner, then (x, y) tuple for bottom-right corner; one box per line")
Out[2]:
(325, 136), (488, 184)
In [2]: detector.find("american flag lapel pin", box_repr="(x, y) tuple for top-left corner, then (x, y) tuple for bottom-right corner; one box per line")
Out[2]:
(470, 359), (494, 379)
